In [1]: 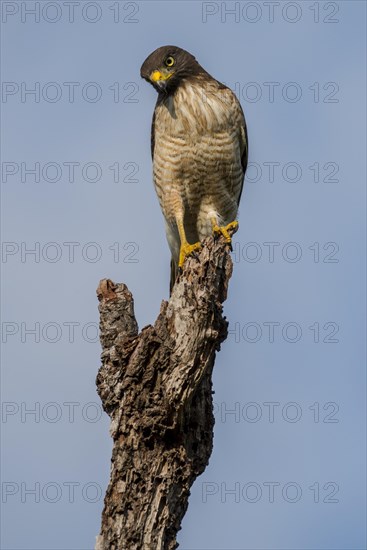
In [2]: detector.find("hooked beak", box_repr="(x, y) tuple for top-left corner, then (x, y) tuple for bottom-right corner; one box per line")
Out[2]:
(150, 69), (173, 92)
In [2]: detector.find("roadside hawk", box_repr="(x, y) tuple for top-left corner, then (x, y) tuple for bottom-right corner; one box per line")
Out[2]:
(141, 45), (248, 292)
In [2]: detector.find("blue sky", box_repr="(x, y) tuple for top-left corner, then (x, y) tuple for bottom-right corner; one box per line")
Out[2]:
(1, 1), (366, 549)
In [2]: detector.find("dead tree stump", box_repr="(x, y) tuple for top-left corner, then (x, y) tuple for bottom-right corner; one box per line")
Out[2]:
(95, 233), (236, 550)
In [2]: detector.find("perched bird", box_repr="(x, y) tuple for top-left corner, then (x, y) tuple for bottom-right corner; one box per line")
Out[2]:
(140, 45), (248, 292)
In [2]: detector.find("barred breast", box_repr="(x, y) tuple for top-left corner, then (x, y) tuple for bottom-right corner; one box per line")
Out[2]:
(152, 77), (247, 261)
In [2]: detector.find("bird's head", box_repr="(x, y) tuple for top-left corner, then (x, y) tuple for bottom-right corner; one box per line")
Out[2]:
(140, 45), (205, 94)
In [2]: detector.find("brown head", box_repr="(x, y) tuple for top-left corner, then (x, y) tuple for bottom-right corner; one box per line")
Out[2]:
(140, 45), (207, 94)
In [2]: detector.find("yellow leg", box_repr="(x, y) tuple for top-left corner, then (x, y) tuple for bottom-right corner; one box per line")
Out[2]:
(211, 219), (239, 244)
(177, 219), (202, 268)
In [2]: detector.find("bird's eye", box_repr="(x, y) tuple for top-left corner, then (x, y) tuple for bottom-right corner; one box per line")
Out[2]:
(165, 56), (175, 68)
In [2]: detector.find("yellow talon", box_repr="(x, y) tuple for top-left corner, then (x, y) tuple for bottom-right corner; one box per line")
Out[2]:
(178, 241), (202, 268)
(212, 220), (239, 243)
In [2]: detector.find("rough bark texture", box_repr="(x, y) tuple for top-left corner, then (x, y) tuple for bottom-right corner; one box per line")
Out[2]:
(95, 233), (236, 550)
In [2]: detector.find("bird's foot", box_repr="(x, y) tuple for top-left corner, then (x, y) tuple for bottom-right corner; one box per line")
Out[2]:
(178, 241), (202, 268)
(212, 220), (239, 246)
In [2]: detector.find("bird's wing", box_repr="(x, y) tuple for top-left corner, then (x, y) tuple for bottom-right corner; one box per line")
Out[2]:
(237, 103), (248, 206)
(216, 82), (248, 206)
(151, 95), (164, 159)
(151, 108), (156, 159)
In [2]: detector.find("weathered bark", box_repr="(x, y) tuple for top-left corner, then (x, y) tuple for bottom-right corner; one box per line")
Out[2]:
(95, 232), (236, 550)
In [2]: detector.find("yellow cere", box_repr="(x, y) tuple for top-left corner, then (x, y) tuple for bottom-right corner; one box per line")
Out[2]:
(150, 70), (173, 82)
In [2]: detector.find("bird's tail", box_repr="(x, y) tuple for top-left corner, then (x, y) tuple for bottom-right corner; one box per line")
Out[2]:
(170, 257), (179, 295)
